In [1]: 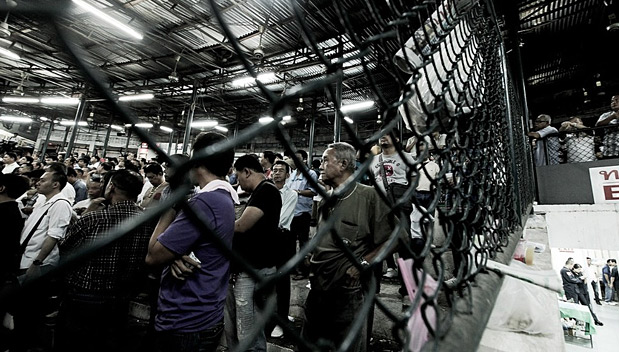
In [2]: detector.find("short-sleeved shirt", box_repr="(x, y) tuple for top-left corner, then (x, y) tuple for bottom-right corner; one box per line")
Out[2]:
(370, 152), (415, 193)
(602, 265), (611, 284)
(310, 183), (394, 291)
(155, 189), (236, 332)
(288, 168), (317, 215)
(233, 180), (281, 271)
(534, 126), (560, 166)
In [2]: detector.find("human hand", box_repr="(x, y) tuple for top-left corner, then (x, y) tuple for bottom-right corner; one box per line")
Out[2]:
(84, 198), (106, 214)
(344, 265), (361, 287)
(170, 255), (201, 280)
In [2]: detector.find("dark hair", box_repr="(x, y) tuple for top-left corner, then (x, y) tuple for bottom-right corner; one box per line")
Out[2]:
(296, 149), (308, 161)
(108, 169), (144, 199)
(26, 169), (45, 179)
(166, 154), (190, 190)
(573, 263), (582, 270)
(66, 167), (78, 178)
(192, 132), (234, 177)
(0, 173), (30, 199)
(586, 257), (591, 260)
(100, 162), (115, 172)
(20, 163), (33, 172)
(45, 162), (68, 189)
(262, 151), (276, 164)
(273, 160), (290, 174)
(144, 162), (164, 175)
(4, 152), (17, 161)
(124, 160), (141, 173)
(25, 156), (34, 163)
(234, 154), (264, 173)
(312, 159), (321, 169)
(275, 153), (283, 160)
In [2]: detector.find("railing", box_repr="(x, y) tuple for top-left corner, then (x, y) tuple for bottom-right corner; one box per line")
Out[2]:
(0, 1), (535, 351)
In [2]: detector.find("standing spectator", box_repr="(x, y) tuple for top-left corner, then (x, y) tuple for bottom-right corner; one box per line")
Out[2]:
(301, 142), (394, 352)
(613, 260), (619, 303)
(571, 264), (603, 326)
(268, 160), (298, 338)
(140, 163), (168, 210)
(17, 163), (32, 175)
(410, 145), (440, 255)
(2, 152), (20, 174)
(67, 167), (88, 204)
(602, 259), (615, 305)
(145, 132), (236, 352)
(72, 173), (103, 216)
(528, 114), (560, 166)
(288, 150), (317, 280)
(260, 150), (276, 179)
(560, 258), (581, 303)
(56, 170), (152, 352)
(13, 167), (73, 352)
(585, 257), (602, 305)
(596, 95), (619, 157)
(225, 155), (282, 352)
(559, 117), (595, 163)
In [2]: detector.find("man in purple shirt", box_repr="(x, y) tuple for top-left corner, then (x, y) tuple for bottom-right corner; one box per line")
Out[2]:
(146, 132), (236, 352)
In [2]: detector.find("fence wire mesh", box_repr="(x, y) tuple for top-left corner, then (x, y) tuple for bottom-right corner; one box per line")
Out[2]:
(1, 0), (535, 351)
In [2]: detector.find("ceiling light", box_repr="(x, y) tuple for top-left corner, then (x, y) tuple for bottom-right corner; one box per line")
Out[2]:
(135, 123), (153, 128)
(282, 115), (291, 121)
(159, 126), (173, 132)
(118, 93), (154, 101)
(2, 97), (40, 103)
(0, 47), (20, 60)
(344, 116), (354, 124)
(124, 123), (133, 127)
(340, 100), (375, 113)
(214, 126), (228, 132)
(259, 116), (274, 124)
(40, 97), (80, 105)
(191, 120), (218, 128)
(40, 117), (49, 121)
(110, 124), (124, 131)
(72, 0), (143, 40)
(0, 115), (32, 123)
(60, 120), (88, 126)
(232, 72), (276, 87)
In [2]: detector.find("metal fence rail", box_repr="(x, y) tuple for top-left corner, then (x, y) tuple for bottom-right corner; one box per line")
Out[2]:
(1, 0), (534, 351)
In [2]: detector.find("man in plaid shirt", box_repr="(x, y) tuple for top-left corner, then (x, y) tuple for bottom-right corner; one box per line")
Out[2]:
(56, 169), (152, 352)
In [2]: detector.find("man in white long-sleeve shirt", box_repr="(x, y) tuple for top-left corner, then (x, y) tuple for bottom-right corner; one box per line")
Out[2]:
(269, 160), (298, 338)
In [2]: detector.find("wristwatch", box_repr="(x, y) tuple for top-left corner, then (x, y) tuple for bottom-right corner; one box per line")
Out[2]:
(33, 259), (44, 266)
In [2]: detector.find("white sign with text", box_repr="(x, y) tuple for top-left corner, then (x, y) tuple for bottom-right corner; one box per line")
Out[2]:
(589, 165), (619, 203)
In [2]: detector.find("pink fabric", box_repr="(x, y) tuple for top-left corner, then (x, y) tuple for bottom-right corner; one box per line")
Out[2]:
(397, 258), (438, 352)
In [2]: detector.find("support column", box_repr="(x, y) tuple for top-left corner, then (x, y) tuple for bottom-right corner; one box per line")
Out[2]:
(40, 122), (54, 161)
(167, 131), (174, 155)
(125, 128), (133, 151)
(182, 81), (199, 155)
(65, 93), (88, 158)
(308, 97), (317, 164)
(102, 124), (112, 158)
(333, 78), (342, 143)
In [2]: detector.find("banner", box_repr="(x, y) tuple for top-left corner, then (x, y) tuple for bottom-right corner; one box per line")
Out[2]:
(589, 165), (619, 203)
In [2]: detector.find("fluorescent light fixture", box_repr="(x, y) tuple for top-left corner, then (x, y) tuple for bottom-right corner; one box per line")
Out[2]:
(282, 115), (292, 121)
(124, 123), (133, 127)
(118, 93), (154, 102)
(191, 120), (218, 128)
(40, 117), (49, 121)
(0, 47), (20, 60)
(0, 116), (32, 123)
(259, 116), (274, 124)
(72, 0), (143, 40)
(60, 120), (88, 126)
(41, 97), (80, 105)
(344, 116), (354, 124)
(2, 97), (40, 103)
(135, 123), (154, 128)
(232, 72), (276, 87)
(160, 126), (173, 132)
(214, 126), (228, 132)
(110, 124), (124, 131)
(340, 100), (375, 113)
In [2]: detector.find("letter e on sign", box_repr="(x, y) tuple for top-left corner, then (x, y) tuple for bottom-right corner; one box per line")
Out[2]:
(603, 185), (619, 200)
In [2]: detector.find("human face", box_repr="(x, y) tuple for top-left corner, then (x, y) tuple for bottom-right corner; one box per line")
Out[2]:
(379, 134), (395, 149)
(18, 164), (31, 174)
(18, 157), (27, 164)
(272, 164), (288, 183)
(87, 181), (102, 199)
(320, 148), (342, 186)
(611, 95), (619, 111)
(534, 116), (549, 129)
(3, 154), (14, 164)
(145, 172), (163, 187)
(235, 168), (249, 190)
(78, 160), (86, 168)
(36, 172), (58, 197)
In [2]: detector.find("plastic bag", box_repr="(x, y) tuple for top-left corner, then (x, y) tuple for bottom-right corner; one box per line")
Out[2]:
(486, 264), (558, 335)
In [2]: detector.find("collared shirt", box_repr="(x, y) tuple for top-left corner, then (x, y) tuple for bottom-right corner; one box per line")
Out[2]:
(32, 183), (76, 209)
(73, 179), (88, 203)
(60, 200), (152, 295)
(279, 185), (298, 230)
(2, 162), (19, 174)
(287, 168), (317, 216)
(20, 192), (73, 269)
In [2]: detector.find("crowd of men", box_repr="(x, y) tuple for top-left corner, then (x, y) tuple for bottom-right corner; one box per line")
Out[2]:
(0, 127), (447, 352)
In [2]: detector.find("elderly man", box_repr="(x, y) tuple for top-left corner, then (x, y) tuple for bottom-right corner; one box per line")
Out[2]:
(596, 95), (619, 157)
(301, 142), (395, 352)
(527, 114), (559, 166)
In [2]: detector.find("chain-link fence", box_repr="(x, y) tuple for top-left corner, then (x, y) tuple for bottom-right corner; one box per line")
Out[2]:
(1, 0), (535, 351)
